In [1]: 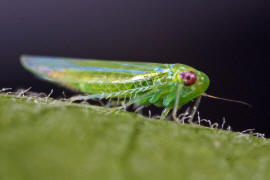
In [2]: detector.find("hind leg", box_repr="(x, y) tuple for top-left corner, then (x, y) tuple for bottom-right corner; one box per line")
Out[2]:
(70, 94), (104, 102)
(160, 108), (172, 120)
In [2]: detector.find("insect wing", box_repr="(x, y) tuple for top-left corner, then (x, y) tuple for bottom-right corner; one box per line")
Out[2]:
(21, 55), (169, 92)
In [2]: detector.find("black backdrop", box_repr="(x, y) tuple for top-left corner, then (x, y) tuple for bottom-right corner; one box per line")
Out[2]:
(0, 0), (269, 136)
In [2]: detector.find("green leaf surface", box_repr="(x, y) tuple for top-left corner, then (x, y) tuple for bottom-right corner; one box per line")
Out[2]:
(0, 94), (269, 180)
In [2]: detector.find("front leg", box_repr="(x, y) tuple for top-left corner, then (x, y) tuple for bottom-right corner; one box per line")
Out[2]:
(172, 84), (182, 122)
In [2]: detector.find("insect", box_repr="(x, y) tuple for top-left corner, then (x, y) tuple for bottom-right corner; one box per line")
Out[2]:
(21, 55), (250, 121)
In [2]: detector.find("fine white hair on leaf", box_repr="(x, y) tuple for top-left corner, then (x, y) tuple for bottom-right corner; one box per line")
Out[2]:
(252, 133), (265, 138)
(16, 87), (32, 97)
(240, 129), (265, 139)
(148, 110), (152, 118)
(211, 123), (219, 129)
(45, 89), (54, 102)
(177, 107), (190, 123)
(197, 111), (201, 125)
(62, 91), (67, 99)
(241, 129), (255, 133)
(221, 117), (226, 129)
(200, 119), (212, 127)
(178, 115), (191, 124)
(1, 86), (266, 139)
(0, 88), (12, 92)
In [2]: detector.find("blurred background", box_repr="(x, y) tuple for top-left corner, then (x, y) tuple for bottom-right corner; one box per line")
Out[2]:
(0, 0), (269, 136)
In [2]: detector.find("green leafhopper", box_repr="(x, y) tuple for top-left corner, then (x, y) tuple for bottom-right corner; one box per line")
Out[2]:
(20, 55), (250, 121)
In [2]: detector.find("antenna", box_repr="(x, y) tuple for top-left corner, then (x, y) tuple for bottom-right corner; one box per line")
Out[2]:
(202, 93), (252, 108)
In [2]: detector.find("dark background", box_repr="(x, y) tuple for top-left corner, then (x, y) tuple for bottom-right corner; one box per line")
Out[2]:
(0, 0), (269, 136)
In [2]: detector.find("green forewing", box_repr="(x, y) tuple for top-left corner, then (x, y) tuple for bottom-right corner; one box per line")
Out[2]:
(21, 55), (170, 93)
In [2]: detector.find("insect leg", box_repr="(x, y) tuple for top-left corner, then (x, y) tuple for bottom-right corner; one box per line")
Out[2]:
(70, 94), (103, 102)
(160, 108), (171, 120)
(116, 96), (120, 105)
(116, 89), (154, 109)
(105, 97), (113, 107)
(172, 84), (182, 122)
(189, 96), (202, 122)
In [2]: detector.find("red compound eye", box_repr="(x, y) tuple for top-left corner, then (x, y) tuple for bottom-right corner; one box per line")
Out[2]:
(179, 71), (197, 86)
